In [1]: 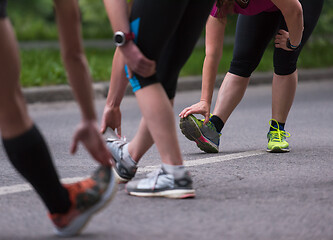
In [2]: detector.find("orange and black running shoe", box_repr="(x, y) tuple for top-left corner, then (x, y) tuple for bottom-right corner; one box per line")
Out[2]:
(49, 166), (117, 237)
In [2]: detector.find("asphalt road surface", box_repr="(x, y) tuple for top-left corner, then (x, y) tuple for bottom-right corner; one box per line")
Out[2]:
(0, 80), (332, 240)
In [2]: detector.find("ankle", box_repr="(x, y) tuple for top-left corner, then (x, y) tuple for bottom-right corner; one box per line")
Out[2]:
(124, 143), (138, 165)
(269, 120), (285, 131)
(209, 115), (224, 132)
(162, 163), (186, 179)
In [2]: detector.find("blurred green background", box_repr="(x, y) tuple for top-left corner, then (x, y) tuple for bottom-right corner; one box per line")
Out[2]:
(7, 0), (333, 87)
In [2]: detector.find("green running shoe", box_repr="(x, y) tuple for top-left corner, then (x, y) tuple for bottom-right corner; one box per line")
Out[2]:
(180, 114), (221, 153)
(267, 119), (291, 153)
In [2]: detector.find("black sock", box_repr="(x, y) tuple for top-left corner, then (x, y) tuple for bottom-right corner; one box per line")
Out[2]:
(2, 125), (71, 214)
(209, 115), (224, 132)
(270, 120), (285, 131)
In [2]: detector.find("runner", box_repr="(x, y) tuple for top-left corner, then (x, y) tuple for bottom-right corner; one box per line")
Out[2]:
(0, 0), (117, 236)
(103, 0), (215, 197)
(179, 0), (323, 153)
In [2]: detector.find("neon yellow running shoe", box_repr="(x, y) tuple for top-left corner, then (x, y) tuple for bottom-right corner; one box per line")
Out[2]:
(267, 119), (291, 153)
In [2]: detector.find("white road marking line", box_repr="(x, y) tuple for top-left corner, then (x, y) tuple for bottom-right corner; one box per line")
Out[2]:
(137, 150), (265, 173)
(0, 177), (85, 197)
(0, 150), (265, 197)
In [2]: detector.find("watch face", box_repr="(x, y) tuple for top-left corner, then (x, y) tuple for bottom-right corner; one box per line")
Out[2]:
(114, 32), (125, 46)
(115, 34), (124, 44)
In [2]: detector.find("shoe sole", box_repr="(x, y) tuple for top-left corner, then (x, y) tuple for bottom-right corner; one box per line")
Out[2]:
(54, 168), (118, 237)
(180, 116), (218, 153)
(127, 189), (196, 199)
(112, 167), (131, 184)
(266, 146), (290, 153)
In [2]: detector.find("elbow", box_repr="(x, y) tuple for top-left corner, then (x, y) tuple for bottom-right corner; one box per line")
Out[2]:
(283, 2), (303, 21)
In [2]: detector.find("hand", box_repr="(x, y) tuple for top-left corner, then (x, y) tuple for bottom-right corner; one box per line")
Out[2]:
(120, 41), (156, 78)
(100, 105), (122, 136)
(275, 29), (293, 51)
(179, 100), (211, 124)
(71, 120), (112, 166)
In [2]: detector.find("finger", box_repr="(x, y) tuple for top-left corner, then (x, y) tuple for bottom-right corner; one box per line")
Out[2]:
(275, 34), (282, 39)
(183, 108), (192, 117)
(117, 126), (122, 137)
(275, 43), (281, 49)
(203, 117), (209, 125)
(278, 29), (288, 35)
(70, 137), (78, 154)
(179, 108), (190, 117)
(184, 108), (198, 117)
(100, 122), (106, 134)
(203, 113), (210, 125)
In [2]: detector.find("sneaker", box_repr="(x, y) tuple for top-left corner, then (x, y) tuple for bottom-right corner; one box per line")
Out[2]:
(49, 166), (117, 237)
(180, 114), (221, 153)
(106, 130), (137, 183)
(126, 167), (195, 199)
(267, 119), (291, 153)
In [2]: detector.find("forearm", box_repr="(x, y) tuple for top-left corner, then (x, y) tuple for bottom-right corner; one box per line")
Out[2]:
(104, 0), (130, 33)
(106, 48), (128, 107)
(201, 56), (220, 105)
(54, 0), (96, 121)
(63, 54), (96, 121)
(283, 8), (303, 46)
(201, 16), (226, 105)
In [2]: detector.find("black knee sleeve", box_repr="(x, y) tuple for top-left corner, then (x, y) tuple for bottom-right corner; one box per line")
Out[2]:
(229, 60), (259, 78)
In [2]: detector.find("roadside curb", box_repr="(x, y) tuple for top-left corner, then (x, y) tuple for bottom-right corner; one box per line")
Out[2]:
(23, 67), (333, 104)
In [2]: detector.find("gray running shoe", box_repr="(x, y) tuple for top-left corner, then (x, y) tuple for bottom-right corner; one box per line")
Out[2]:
(126, 167), (195, 199)
(180, 114), (221, 153)
(106, 130), (137, 183)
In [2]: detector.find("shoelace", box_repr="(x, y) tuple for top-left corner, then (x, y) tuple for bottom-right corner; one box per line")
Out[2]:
(199, 118), (221, 136)
(269, 119), (290, 142)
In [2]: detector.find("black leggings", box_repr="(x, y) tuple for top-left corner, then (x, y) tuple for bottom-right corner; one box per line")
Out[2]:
(0, 0), (7, 19)
(128, 0), (215, 99)
(229, 0), (324, 77)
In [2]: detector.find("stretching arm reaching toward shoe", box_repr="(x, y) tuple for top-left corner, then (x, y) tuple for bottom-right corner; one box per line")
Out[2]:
(54, 0), (112, 166)
(100, 0), (135, 136)
(179, 15), (227, 124)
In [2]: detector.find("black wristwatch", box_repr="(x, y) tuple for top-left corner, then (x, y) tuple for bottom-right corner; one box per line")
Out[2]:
(286, 38), (300, 51)
(113, 31), (135, 47)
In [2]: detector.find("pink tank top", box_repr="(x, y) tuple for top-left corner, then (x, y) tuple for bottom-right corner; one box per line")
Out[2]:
(211, 0), (278, 17)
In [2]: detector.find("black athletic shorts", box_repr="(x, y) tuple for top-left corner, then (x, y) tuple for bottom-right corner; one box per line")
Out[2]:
(127, 0), (215, 99)
(229, 0), (323, 77)
(0, 0), (7, 19)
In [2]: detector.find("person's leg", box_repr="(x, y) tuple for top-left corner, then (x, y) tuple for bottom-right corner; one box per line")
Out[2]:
(268, 0), (324, 152)
(0, 16), (71, 214)
(213, 12), (282, 124)
(0, 4), (117, 236)
(128, 99), (174, 162)
(128, 0), (215, 161)
(122, 0), (214, 197)
(180, 12), (281, 153)
(212, 73), (249, 123)
(272, 0), (324, 123)
(128, 0), (214, 165)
